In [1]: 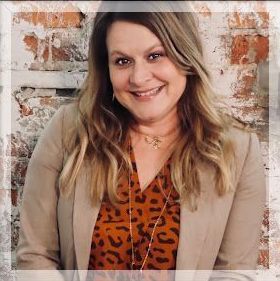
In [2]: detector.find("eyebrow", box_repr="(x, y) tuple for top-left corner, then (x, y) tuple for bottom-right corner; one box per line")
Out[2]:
(109, 43), (164, 57)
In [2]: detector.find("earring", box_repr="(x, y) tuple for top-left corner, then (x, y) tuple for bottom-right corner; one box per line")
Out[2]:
(112, 92), (115, 102)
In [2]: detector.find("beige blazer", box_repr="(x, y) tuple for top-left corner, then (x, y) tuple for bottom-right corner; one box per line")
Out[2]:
(16, 104), (266, 281)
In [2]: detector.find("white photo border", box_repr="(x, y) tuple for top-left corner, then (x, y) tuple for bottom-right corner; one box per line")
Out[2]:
(0, 1), (279, 280)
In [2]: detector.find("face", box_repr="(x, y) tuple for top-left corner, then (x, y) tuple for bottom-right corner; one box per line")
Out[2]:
(106, 21), (187, 125)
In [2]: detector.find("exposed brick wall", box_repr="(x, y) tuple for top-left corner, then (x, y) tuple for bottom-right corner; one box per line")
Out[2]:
(5, 2), (270, 270)
(193, 3), (269, 270)
(196, 3), (269, 269)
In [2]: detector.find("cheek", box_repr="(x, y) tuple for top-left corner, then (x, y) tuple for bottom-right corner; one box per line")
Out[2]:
(109, 69), (129, 92)
(176, 74), (187, 88)
(157, 62), (184, 82)
(167, 67), (187, 88)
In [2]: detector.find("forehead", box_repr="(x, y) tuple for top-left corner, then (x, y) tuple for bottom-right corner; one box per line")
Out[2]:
(106, 21), (162, 53)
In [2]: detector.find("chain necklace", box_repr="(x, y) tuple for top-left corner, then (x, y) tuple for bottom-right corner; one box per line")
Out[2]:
(130, 126), (180, 150)
(144, 135), (162, 149)
(128, 168), (173, 271)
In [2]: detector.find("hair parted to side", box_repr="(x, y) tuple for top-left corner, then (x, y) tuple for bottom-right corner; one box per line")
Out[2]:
(59, 2), (236, 211)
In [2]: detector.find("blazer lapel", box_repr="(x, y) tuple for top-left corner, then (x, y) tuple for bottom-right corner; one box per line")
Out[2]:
(73, 164), (101, 276)
(176, 161), (215, 271)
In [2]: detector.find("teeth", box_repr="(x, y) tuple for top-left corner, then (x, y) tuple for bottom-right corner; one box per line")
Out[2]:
(135, 86), (162, 97)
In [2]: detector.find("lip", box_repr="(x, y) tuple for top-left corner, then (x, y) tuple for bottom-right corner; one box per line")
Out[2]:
(130, 85), (165, 99)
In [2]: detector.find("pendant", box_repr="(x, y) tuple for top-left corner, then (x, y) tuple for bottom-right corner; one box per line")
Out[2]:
(131, 261), (136, 270)
(144, 136), (162, 149)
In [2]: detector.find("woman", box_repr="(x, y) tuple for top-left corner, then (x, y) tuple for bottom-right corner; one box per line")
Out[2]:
(16, 2), (266, 280)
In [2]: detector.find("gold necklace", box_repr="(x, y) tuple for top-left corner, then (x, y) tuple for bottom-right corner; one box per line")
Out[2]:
(144, 135), (162, 149)
(128, 168), (173, 271)
(131, 126), (180, 150)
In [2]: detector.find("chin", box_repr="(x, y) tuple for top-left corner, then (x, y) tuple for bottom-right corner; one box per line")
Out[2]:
(134, 113), (161, 123)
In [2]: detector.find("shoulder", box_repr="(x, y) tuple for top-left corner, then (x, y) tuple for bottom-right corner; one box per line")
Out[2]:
(47, 102), (78, 133)
(54, 102), (78, 124)
(226, 118), (260, 155)
(225, 119), (263, 185)
(61, 102), (79, 120)
(228, 123), (251, 153)
(38, 102), (78, 149)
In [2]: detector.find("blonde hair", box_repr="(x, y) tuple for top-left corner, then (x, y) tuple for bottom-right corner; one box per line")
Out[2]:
(60, 4), (236, 211)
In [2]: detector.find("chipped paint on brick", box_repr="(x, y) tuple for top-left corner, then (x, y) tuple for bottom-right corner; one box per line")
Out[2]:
(10, 132), (32, 158)
(22, 32), (87, 64)
(191, 2), (212, 17)
(23, 33), (38, 58)
(231, 35), (250, 64)
(11, 158), (28, 190)
(228, 11), (269, 29)
(13, 3), (84, 29)
(258, 249), (269, 269)
(233, 65), (258, 98)
(13, 12), (89, 71)
(231, 35), (269, 64)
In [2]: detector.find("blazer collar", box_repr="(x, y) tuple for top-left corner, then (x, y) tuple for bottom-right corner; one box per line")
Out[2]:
(73, 161), (214, 279)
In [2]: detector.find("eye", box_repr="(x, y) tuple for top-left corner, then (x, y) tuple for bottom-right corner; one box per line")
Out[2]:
(148, 52), (165, 61)
(114, 57), (131, 66)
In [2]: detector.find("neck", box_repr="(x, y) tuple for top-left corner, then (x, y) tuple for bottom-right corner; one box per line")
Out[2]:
(131, 114), (181, 138)
(130, 113), (182, 150)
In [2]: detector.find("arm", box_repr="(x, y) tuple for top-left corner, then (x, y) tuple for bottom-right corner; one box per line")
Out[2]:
(214, 132), (266, 270)
(16, 105), (66, 270)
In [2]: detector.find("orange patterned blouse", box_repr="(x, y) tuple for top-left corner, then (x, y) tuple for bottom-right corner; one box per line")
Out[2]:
(88, 147), (180, 270)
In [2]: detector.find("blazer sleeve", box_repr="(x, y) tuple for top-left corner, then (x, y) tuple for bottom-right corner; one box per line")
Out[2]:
(213, 132), (266, 270)
(16, 105), (66, 270)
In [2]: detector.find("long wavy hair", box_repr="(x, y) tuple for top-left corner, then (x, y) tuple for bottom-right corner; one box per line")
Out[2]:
(59, 3), (236, 211)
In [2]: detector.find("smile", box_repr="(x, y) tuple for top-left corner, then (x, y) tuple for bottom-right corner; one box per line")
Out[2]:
(131, 85), (165, 98)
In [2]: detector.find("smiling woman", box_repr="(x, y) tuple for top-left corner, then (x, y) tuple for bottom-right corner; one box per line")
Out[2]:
(107, 21), (187, 127)
(16, 0), (265, 278)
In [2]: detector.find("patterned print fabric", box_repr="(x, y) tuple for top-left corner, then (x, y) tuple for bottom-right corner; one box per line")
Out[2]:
(88, 146), (180, 270)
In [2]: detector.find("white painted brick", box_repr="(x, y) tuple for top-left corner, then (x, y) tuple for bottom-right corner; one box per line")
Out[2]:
(12, 70), (86, 88)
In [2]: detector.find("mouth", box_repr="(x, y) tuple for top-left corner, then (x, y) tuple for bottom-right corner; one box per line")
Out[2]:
(131, 85), (165, 98)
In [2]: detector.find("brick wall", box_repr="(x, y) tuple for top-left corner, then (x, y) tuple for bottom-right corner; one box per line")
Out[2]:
(1, 1), (272, 270)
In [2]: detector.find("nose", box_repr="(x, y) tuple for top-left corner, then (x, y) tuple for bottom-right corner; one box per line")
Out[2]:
(129, 61), (152, 86)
